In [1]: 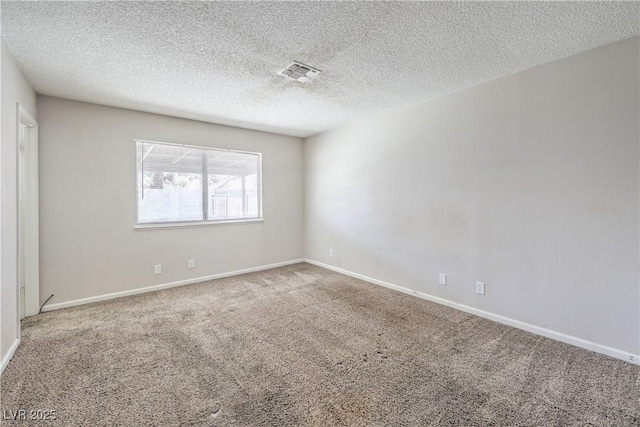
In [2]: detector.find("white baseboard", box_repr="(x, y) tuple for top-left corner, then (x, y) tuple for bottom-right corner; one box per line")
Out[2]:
(1, 338), (21, 375)
(304, 259), (640, 366)
(42, 259), (305, 312)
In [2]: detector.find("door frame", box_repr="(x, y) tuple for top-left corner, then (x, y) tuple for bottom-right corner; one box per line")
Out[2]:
(17, 104), (39, 319)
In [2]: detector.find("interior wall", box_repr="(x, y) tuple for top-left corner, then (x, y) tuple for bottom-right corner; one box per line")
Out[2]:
(37, 96), (304, 306)
(1, 44), (37, 367)
(305, 37), (640, 356)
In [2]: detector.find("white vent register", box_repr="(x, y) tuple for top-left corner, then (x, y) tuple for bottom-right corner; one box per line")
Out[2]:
(278, 61), (321, 82)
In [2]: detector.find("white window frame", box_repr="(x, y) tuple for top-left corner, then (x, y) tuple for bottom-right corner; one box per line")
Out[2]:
(134, 139), (263, 230)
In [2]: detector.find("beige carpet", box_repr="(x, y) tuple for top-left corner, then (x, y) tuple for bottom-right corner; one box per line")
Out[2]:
(1, 263), (639, 426)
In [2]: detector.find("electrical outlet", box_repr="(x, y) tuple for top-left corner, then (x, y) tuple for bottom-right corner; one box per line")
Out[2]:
(439, 273), (447, 285)
(329, 249), (334, 257)
(154, 264), (162, 275)
(188, 259), (195, 269)
(476, 281), (485, 295)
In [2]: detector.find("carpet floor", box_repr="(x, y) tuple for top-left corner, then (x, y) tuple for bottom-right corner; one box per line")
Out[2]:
(1, 263), (639, 426)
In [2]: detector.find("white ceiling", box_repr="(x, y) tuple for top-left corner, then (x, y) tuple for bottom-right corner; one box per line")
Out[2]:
(2, 1), (639, 138)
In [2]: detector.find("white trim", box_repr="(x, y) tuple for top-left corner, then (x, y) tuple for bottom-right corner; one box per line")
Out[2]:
(17, 105), (39, 318)
(133, 138), (261, 156)
(41, 259), (305, 312)
(134, 218), (264, 230)
(304, 259), (640, 366)
(1, 338), (20, 375)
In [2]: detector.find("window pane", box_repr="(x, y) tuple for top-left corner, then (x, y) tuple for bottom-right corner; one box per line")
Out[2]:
(136, 141), (261, 225)
(207, 151), (259, 220)
(137, 142), (203, 223)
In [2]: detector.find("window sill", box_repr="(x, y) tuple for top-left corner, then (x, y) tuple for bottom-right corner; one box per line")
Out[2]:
(135, 218), (264, 230)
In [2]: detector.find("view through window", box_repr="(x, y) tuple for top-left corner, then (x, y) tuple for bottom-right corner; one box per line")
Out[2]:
(136, 140), (261, 225)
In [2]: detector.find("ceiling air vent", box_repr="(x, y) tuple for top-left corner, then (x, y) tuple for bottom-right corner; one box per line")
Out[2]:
(278, 61), (321, 83)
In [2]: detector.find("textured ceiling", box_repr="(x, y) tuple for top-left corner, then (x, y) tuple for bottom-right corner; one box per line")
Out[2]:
(2, 1), (639, 138)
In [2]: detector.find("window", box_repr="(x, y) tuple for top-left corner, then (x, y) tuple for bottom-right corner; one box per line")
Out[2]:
(136, 140), (261, 226)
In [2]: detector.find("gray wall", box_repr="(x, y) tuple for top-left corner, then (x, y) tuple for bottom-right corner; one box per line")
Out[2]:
(37, 96), (304, 306)
(304, 37), (640, 355)
(1, 45), (37, 365)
